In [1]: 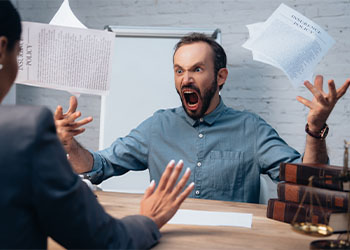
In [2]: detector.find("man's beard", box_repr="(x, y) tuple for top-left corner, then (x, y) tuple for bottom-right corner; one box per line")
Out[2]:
(178, 79), (218, 120)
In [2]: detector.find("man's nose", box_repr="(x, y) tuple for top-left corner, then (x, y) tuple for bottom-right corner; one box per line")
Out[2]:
(182, 71), (193, 84)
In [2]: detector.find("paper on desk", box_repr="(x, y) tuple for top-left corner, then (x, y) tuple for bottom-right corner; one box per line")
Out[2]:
(242, 3), (335, 88)
(168, 209), (252, 228)
(15, 0), (115, 95)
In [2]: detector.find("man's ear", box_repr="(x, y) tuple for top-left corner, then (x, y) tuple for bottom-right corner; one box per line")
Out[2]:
(217, 68), (228, 88)
(0, 36), (9, 64)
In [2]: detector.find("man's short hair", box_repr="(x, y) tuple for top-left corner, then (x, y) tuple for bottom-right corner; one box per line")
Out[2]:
(173, 33), (227, 90)
(0, 0), (22, 51)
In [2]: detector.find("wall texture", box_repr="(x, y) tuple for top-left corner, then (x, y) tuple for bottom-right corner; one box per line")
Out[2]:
(14, 0), (350, 165)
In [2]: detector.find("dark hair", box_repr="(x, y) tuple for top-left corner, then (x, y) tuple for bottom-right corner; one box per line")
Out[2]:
(0, 0), (22, 50)
(174, 32), (227, 90)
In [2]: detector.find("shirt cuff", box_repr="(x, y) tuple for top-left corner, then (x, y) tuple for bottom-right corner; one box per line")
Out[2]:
(81, 150), (105, 184)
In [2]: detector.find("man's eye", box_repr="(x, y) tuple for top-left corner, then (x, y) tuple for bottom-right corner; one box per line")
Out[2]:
(176, 69), (183, 74)
(195, 67), (202, 72)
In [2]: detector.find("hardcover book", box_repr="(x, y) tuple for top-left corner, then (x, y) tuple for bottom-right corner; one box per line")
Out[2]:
(277, 182), (349, 210)
(279, 162), (350, 191)
(267, 199), (348, 233)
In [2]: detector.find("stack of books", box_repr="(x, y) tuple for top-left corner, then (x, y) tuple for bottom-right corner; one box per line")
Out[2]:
(266, 162), (350, 232)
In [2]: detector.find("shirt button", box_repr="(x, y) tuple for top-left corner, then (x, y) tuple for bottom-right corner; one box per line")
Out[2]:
(199, 118), (204, 122)
(195, 190), (200, 195)
(198, 133), (203, 138)
(197, 162), (201, 167)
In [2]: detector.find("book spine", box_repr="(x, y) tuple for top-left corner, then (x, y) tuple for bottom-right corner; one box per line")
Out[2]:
(266, 199), (332, 224)
(277, 182), (349, 211)
(279, 163), (345, 191)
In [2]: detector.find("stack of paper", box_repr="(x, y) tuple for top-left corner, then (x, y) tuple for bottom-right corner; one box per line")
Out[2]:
(15, 0), (115, 95)
(242, 3), (335, 88)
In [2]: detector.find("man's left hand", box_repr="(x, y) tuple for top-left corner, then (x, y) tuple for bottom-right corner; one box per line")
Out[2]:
(297, 75), (350, 132)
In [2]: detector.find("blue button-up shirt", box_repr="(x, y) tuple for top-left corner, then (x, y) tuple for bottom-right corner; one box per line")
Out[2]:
(90, 99), (301, 203)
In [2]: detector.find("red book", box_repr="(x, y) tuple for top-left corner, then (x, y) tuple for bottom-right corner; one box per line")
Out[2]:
(279, 162), (350, 191)
(277, 182), (349, 211)
(266, 199), (348, 232)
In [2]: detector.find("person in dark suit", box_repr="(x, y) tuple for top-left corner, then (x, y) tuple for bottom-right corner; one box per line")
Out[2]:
(0, 1), (194, 249)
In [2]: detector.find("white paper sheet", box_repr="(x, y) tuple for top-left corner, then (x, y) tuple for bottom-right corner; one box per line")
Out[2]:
(245, 22), (281, 69)
(49, 0), (86, 97)
(15, 0), (115, 95)
(242, 3), (335, 88)
(49, 0), (87, 29)
(15, 22), (115, 95)
(168, 209), (252, 228)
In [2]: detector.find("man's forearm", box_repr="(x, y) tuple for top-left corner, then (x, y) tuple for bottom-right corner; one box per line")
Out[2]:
(303, 135), (328, 164)
(66, 139), (94, 174)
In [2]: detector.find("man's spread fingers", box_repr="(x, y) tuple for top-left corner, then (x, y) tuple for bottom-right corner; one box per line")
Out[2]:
(67, 96), (78, 114)
(54, 105), (64, 120)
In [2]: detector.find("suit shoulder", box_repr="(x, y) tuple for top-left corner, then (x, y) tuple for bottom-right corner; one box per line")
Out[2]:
(0, 105), (52, 118)
(0, 105), (54, 132)
(0, 106), (55, 158)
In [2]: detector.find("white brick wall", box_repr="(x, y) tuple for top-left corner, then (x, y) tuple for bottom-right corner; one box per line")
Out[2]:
(14, 0), (350, 165)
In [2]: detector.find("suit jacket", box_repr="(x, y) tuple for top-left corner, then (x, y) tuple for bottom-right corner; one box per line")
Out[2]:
(0, 105), (161, 249)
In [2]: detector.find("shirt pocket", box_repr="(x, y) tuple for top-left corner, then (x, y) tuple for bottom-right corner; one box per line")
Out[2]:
(209, 150), (244, 190)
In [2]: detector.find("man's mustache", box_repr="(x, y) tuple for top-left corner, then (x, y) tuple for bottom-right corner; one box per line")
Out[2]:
(181, 84), (201, 95)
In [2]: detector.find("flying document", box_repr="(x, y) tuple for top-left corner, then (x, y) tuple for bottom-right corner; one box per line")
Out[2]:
(242, 3), (335, 88)
(15, 0), (115, 95)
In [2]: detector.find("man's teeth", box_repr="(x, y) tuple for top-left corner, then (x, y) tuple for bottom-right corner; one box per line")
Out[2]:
(183, 90), (198, 107)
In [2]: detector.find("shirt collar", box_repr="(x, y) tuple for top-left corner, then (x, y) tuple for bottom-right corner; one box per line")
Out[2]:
(177, 97), (227, 127)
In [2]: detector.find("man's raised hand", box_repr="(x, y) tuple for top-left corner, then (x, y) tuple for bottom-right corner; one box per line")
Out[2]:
(54, 96), (93, 151)
(297, 75), (350, 132)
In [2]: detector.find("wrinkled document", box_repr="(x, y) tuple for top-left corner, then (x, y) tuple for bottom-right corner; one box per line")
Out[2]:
(168, 209), (252, 228)
(242, 3), (335, 88)
(15, 1), (115, 95)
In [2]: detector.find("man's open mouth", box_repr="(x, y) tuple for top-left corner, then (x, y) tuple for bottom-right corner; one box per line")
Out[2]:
(182, 89), (200, 111)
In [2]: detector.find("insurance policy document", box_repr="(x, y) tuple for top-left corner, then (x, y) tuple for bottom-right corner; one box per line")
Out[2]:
(242, 3), (335, 87)
(16, 22), (115, 95)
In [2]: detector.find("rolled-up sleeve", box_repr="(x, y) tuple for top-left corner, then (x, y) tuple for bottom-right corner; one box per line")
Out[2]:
(86, 115), (154, 184)
(255, 116), (302, 181)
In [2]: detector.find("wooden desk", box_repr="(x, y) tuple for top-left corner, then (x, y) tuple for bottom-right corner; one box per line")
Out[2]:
(49, 191), (338, 249)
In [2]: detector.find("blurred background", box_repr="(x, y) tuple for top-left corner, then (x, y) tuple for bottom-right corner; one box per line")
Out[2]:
(11, 0), (350, 165)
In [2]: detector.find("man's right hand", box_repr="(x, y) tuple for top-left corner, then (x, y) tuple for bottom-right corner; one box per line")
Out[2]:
(54, 96), (93, 152)
(140, 160), (194, 229)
